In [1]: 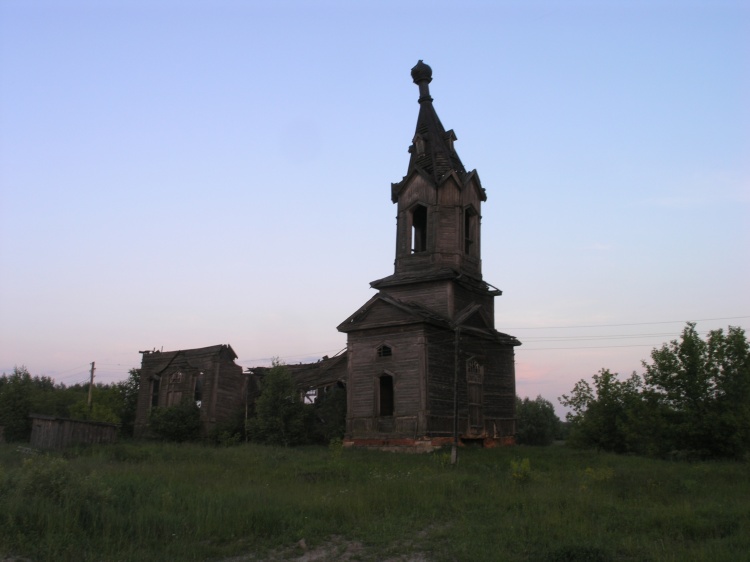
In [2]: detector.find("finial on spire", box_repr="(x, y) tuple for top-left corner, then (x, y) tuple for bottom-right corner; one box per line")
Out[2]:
(411, 60), (433, 103)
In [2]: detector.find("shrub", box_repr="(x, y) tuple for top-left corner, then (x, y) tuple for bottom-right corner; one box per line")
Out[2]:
(308, 386), (346, 443)
(207, 410), (245, 446)
(248, 362), (307, 446)
(510, 457), (532, 484)
(149, 400), (201, 442)
(17, 455), (111, 505)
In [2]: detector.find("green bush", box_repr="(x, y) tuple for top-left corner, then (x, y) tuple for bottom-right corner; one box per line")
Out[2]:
(308, 386), (346, 443)
(248, 362), (307, 446)
(206, 409), (245, 446)
(17, 455), (111, 506)
(510, 457), (532, 484)
(148, 400), (201, 442)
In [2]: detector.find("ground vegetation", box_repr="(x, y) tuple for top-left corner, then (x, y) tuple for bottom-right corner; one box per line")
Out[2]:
(0, 442), (746, 561)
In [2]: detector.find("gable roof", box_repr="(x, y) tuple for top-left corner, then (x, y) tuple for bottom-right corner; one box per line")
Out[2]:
(337, 292), (520, 346)
(140, 344), (238, 375)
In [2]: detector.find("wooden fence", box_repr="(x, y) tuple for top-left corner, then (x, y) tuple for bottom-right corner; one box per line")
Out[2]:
(29, 414), (118, 450)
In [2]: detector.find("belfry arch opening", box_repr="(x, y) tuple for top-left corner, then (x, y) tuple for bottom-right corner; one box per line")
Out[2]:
(464, 207), (478, 255)
(411, 204), (427, 253)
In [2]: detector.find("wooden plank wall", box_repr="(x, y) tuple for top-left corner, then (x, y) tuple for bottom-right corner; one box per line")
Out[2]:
(30, 416), (118, 450)
(347, 326), (426, 438)
(425, 326), (516, 438)
(134, 348), (245, 437)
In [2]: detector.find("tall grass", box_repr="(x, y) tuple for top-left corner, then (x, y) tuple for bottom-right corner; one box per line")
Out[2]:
(0, 443), (747, 561)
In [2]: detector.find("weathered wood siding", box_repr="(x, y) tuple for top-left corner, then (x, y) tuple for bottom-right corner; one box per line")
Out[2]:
(346, 325), (426, 438)
(380, 282), (451, 318)
(424, 325), (457, 435)
(214, 360), (245, 427)
(423, 326), (516, 438)
(30, 415), (118, 450)
(455, 336), (516, 438)
(394, 174), (484, 278)
(134, 345), (243, 437)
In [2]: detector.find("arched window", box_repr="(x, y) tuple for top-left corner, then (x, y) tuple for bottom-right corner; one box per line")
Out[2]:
(377, 344), (392, 358)
(411, 205), (427, 253)
(379, 375), (394, 416)
(466, 358), (483, 382)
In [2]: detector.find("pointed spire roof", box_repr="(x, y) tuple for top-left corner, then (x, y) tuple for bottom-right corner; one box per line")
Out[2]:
(406, 61), (467, 184)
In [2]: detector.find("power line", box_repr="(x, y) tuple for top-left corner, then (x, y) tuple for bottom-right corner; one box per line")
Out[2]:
(505, 315), (750, 330)
(520, 330), (711, 342)
(518, 343), (661, 351)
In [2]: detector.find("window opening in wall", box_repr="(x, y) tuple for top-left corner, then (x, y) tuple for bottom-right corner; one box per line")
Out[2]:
(379, 375), (394, 416)
(467, 358), (482, 381)
(377, 344), (392, 357)
(303, 388), (317, 404)
(464, 208), (477, 255)
(151, 376), (161, 408)
(411, 205), (427, 253)
(194, 373), (203, 408)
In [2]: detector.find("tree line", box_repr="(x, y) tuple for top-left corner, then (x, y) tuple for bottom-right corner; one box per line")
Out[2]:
(0, 367), (141, 441)
(5, 323), (745, 459)
(560, 323), (750, 459)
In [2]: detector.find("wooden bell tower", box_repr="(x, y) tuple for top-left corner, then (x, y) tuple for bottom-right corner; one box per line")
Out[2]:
(338, 61), (520, 450)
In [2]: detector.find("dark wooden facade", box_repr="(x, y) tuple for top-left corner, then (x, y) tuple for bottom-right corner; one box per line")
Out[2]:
(29, 414), (118, 450)
(338, 61), (520, 449)
(134, 344), (245, 437)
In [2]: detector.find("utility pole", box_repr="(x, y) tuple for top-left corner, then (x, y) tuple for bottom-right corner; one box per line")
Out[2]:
(451, 327), (460, 465)
(87, 361), (96, 413)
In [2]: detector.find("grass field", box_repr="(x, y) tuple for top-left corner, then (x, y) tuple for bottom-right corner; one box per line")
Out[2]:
(0, 442), (747, 561)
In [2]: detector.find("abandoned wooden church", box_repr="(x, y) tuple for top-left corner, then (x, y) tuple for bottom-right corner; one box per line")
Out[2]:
(134, 61), (520, 448)
(337, 60), (520, 449)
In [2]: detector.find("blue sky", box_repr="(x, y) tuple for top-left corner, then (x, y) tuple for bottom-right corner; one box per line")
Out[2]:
(1, 1), (748, 414)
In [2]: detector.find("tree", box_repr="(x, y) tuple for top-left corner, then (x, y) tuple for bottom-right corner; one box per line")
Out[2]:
(308, 385), (347, 444)
(248, 361), (307, 446)
(515, 395), (560, 446)
(559, 369), (642, 453)
(0, 366), (35, 441)
(643, 323), (750, 458)
(560, 324), (750, 459)
(114, 368), (140, 437)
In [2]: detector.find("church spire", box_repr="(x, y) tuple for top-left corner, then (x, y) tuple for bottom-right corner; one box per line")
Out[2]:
(406, 60), (467, 185)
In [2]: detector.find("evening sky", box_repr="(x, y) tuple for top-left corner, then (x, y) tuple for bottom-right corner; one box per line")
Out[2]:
(1, 0), (748, 414)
